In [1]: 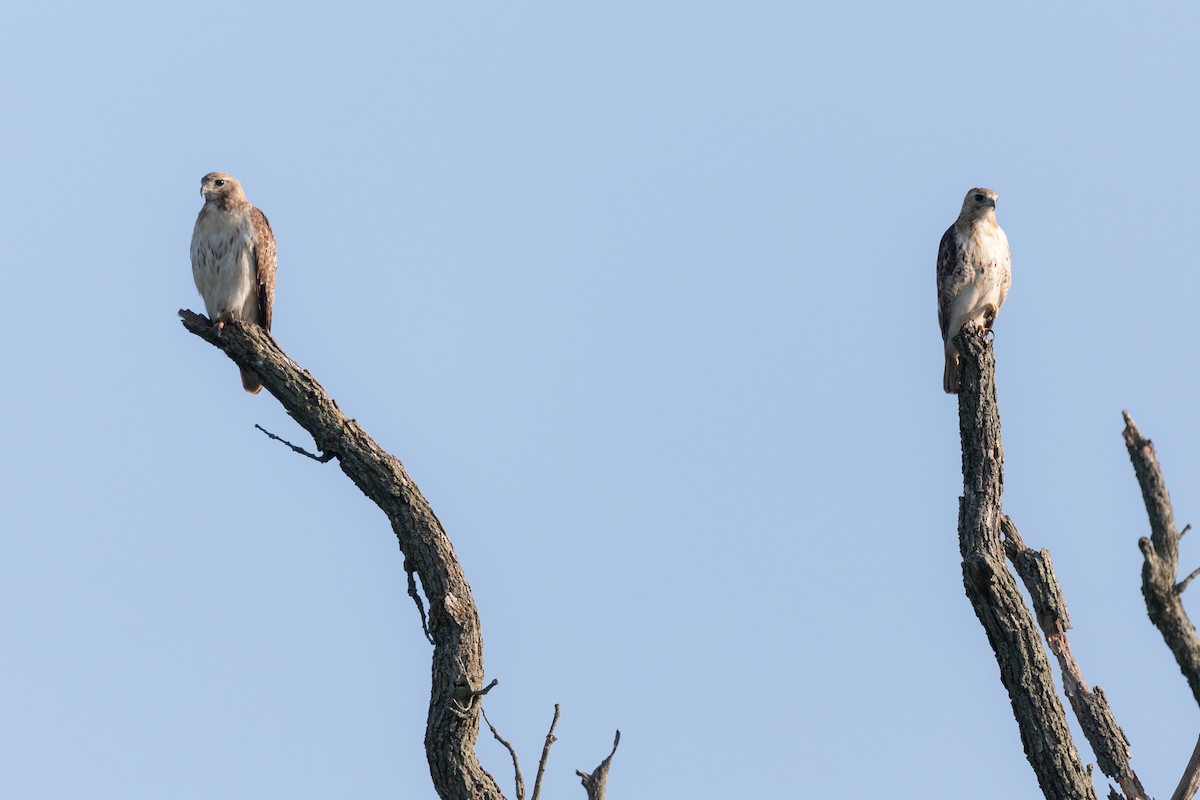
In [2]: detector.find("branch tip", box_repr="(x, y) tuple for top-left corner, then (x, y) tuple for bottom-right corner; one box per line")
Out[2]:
(1177, 566), (1200, 596)
(254, 424), (336, 462)
(530, 704), (562, 800)
(481, 707), (525, 800)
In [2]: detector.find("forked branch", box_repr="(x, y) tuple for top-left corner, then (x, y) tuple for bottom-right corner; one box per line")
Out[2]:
(954, 325), (1096, 799)
(576, 730), (620, 800)
(1122, 412), (1200, 708)
(1001, 516), (1145, 799)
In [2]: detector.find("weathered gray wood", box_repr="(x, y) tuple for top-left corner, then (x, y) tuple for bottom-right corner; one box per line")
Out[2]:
(1002, 517), (1146, 799)
(1122, 412), (1200, 709)
(954, 326), (1097, 800)
(179, 311), (504, 800)
(576, 731), (620, 800)
(1169, 734), (1200, 800)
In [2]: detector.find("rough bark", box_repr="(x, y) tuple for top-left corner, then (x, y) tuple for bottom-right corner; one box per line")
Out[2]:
(576, 731), (620, 800)
(179, 311), (504, 800)
(954, 326), (1097, 800)
(1121, 412), (1200, 708)
(1001, 517), (1146, 799)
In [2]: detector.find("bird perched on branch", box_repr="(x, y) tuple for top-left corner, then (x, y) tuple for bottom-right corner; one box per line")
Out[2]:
(190, 172), (277, 394)
(936, 187), (1011, 394)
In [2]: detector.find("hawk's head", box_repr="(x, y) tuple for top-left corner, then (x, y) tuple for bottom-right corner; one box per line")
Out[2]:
(959, 187), (998, 220)
(199, 172), (246, 207)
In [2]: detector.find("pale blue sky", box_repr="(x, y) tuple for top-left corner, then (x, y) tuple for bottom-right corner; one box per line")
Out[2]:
(3, 2), (1200, 797)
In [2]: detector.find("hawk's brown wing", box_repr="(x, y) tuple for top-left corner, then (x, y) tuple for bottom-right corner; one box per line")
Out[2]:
(251, 207), (276, 332)
(935, 224), (960, 341)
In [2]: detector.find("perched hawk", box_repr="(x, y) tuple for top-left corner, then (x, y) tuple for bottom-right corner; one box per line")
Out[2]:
(936, 187), (1011, 394)
(190, 172), (277, 394)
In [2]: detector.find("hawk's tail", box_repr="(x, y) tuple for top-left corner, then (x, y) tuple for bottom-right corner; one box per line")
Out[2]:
(240, 367), (264, 395)
(943, 350), (961, 394)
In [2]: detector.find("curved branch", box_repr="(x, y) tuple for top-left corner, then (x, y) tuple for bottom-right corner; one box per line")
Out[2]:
(576, 730), (620, 800)
(482, 707), (524, 800)
(1122, 412), (1200, 708)
(179, 310), (504, 800)
(954, 325), (1097, 799)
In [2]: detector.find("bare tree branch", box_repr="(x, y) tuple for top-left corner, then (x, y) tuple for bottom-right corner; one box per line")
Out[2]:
(954, 325), (1097, 799)
(179, 310), (505, 800)
(1001, 516), (1146, 799)
(530, 704), (561, 800)
(1170, 734), (1200, 800)
(1178, 566), (1200, 596)
(576, 730), (620, 800)
(1122, 412), (1200, 708)
(254, 423), (336, 462)
(482, 707), (525, 800)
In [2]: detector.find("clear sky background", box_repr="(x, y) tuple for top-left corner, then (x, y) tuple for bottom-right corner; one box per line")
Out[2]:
(3, 2), (1200, 798)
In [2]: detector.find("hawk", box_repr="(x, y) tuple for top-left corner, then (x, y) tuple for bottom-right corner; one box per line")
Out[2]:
(936, 187), (1011, 394)
(190, 172), (277, 394)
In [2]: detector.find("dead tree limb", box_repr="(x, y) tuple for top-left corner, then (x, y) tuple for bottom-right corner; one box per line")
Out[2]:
(1001, 516), (1146, 799)
(179, 310), (503, 800)
(1122, 412), (1200, 708)
(482, 708), (525, 800)
(954, 325), (1097, 800)
(530, 704), (561, 800)
(1171, 734), (1200, 800)
(576, 730), (620, 800)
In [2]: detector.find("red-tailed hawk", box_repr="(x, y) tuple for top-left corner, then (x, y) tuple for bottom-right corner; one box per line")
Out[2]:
(190, 172), (277, 394)
(936, 187), (1011, 394)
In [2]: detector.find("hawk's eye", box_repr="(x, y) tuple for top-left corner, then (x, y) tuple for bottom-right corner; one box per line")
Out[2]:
(215, 179), (226, 187)
(974, 193), (985, 202)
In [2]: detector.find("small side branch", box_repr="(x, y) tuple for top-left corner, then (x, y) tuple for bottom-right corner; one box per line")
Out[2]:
(530, 704), (561, 800)
(1122, 411), (1200, 708)
(404, 556), (435, 645)
(254, 424), (336, 462)
(575, 730), (620, 800)
(481, 707), (524, 800)
(1177, 566), (1200, 596)
(1001, 516), (1146, 800)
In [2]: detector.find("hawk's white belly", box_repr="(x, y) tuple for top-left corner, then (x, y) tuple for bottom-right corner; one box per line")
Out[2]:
(945, 224), (1010, 349)
(190, 207), (259, 324)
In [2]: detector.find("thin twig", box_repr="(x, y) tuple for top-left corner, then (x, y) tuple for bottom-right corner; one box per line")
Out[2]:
(481, 707), (525, 800)
(254, 424), (336, 462)
(1178, 566), (1200, 596)
(1171, 734), (1200, 800)
(530, 704), (561, 800)
(403, 556), (435, 644)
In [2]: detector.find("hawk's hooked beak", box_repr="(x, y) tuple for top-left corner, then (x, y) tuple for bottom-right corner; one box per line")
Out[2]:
(984, 197), (996, 208)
